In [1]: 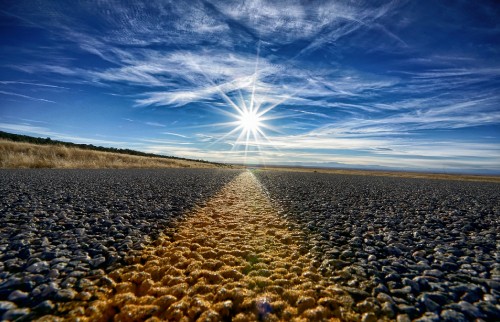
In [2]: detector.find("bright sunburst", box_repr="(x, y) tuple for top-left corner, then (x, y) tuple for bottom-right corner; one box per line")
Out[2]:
(221, 93), (275, 160)
(207, 87), (283, 164)
(191, 42), (293, 163)
(238, 109), (262, 133)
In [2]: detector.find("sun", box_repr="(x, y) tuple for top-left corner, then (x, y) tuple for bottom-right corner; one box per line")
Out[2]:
(197, 41), (292, 163)
(238, 109), (262, 133)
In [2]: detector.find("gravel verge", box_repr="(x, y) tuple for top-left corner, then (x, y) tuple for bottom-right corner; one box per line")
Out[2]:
(254, 170), (500, 321)
(0, 169), (241, 321)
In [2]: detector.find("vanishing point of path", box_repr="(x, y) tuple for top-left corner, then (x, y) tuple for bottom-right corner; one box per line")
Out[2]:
(54, 171), (358, 321)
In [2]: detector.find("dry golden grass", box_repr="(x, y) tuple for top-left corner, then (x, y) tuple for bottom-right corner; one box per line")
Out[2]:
(0, 140), (226, 169)
(258, 166), (500, 183)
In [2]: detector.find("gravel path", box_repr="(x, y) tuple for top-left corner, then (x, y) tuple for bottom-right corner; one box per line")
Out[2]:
(255, 170), (500, 321)
(1, 169), (499, 321)
(54, 171), (358, 321)
(0, 169), (241, 321)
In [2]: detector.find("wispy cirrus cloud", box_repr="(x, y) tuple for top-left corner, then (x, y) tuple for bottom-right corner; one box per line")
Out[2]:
(145, 122), (166, 127)
(0, 81), (69, 89)
(163, 132), (189, 139)
(0, 122), (125, 146)
(0, 90), (55, 103)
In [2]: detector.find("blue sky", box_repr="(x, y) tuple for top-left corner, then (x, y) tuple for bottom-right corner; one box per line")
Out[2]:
(1, 0), (499, 173)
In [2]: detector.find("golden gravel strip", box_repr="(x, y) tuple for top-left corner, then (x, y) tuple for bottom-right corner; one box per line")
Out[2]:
(56, 172), (358, 321)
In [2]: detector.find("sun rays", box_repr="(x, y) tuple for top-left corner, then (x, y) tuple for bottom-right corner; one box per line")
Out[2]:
(213, 86), (277, 164)
(176, 41), (299, 164)
(191, 43), (292, 164)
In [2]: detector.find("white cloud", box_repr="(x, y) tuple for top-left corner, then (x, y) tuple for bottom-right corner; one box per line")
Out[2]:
(0, 90), (55, 103)
(162, 132), (189, 138)
(0, 122), (125, 146)
(145, 122), (166, 127)
(0, 81), (69, 89)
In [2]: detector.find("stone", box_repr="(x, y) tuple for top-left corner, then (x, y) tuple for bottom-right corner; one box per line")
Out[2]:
(419, 294), (441, 312)
(414, 277), (430, 291)
(31, 283), (58, 298)
(397, 304), (418, 319)
(440, 309), (467, 322)
(477, 301), (500, 319)
(26, 261), (50, 273)
(373, 283), (389, 295)
(376, 292), (394, 303)
(485, 279), (500, 291)
(2, 308), (31, 320)
(55, 289), (77, 301)
(391, 286), (412, 298)
(33, 300), (55, 314)
(296, 296), (315, 312)
(402, 277), (419, 293)
(423, 269), (444, 278)
(90, 256), (106, 268)
(423, 292), (448, 305)
(7, 290), (29, 302)
(0, 301), (17, 315)
(387, 245), (403, 256)
(381, 302), (396, 318)
(457, 301), (486, 319)
(344, 287), (370, 301)
(48, 269), (60, 279)
(361, 312), (377, 322)
(461, 291), (481, 303)
(414, 312), (440, 322)
(397, 314), (411, 322)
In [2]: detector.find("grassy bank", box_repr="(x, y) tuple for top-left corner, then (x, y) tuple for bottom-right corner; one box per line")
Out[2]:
(0, 139), (226, 169)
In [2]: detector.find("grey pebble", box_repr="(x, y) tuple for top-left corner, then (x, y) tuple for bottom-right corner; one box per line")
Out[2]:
(33, 300), (55, 314)
(477, 301), (500, 319)
(419, 293), (441, 312)
(461, 290), (482, 303)
(376, 292), (394, 303)
(397, 304), (418, 319)
(7, 290), (28, 302)
(54, 289), (77, 301)
(31, 283), (58, 299)
(440, 309), (467, 322)
(2, 308), (31, 320)
(396, 314), (411, 322)
(0, 301), (17, 314)
(26, 261), (49, 274)
(381, 302), (397, 318)
(414, 312), (440, 322)
(89, 256), (106, 268)
(423, 269), (444, 278)
(457, 300), (486, 319)
(48, 269), (60, 279)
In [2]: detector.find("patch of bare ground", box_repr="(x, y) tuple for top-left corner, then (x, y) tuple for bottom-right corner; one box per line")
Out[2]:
(0, 140), (225, 169)
(258, 166), (500, 183)
(46, 172), (360, 321)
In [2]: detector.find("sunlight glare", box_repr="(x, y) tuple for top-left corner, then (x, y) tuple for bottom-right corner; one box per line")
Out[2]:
(238, 110), (262, 132)
(195, 40), (293, 164)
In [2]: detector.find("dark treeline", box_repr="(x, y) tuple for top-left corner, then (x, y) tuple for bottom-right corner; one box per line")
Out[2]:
(0, 131), (226, 166)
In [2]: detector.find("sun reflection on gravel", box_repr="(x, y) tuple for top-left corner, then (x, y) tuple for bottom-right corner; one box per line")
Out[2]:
(60, 172), (358, 321)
